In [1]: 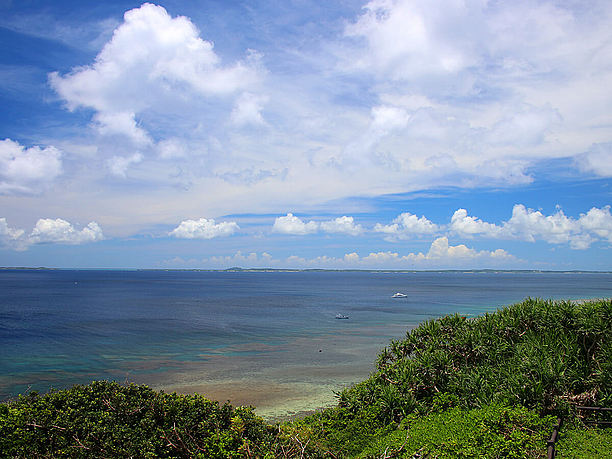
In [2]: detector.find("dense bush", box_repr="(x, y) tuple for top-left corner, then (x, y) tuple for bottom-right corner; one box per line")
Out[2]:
(337, 298), (612, 425)
(0, 381), (276, 458)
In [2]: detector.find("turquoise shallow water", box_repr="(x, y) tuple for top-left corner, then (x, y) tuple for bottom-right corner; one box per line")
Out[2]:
(1, 270), (611, 418)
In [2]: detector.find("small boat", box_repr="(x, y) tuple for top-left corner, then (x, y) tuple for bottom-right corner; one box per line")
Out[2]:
(335, 314), (349, 319)
(392, 292), (408, 298)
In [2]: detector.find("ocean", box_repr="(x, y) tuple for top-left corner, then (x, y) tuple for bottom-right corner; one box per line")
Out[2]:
(1, 269), (611, 419)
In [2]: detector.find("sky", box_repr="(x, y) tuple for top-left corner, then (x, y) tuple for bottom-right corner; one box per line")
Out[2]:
(1, 0), (611, 270)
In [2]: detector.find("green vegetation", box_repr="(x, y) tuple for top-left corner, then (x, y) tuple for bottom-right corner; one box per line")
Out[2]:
(0, 381), (279, 458)
(556, 425), (612, 458)
(357, 404), (555, 458)
(1, 298), (610, 457)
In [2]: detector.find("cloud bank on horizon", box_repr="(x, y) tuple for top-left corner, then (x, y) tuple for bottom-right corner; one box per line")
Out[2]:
(0, 0), (611, 269)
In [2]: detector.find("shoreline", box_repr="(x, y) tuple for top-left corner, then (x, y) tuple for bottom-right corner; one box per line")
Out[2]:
(163, 378), (351, 422)
(147, 337), (381, 421)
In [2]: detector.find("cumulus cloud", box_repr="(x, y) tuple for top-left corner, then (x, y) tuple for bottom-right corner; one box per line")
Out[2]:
(579, 206), (612, 242)
(450, 209), (503, 238)
(272, 213), (319, 235)
(320, 216), (363, 236)
(370, 205), (612, 250)
(426, 236), (512, 261)
(365, 237), (513, 267)
(451, 205), (612, 249)
(189, 238), (516, 269)
(271, 214), (363, 236)
(352, 237), (514, 267)
(49, 3), (263, 153)
(0, 139), (62, 194)
(505, 205), (581, 246)
(169, 218), (239, 239)
(374, 212), (439, 240)
(29, 219), (104, 244)
(0, 217), (104, 250)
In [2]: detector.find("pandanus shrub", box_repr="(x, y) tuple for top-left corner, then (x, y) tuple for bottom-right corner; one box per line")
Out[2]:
(346, 298), (612, 422)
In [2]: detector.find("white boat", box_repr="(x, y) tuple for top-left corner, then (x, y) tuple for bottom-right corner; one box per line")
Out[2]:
(335, 314), (349, 319)
(392, 292), (408, 298)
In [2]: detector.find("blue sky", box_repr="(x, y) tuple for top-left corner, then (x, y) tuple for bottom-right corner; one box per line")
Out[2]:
(1, 0), (611, 270)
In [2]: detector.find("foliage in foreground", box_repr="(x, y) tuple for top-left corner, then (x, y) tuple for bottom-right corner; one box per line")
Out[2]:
(1, 298), (610, 457)
(0, 381), (281, 458)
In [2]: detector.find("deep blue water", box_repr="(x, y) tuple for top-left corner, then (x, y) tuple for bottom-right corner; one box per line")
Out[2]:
(1, 269), (611, 401)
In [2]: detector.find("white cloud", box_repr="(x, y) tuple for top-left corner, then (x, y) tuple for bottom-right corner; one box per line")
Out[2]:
(504, 204), (580, 246)
(344, 0), (479, 80)
(577, 143), (612, 177)
(2, 1), (610, 241)
(107, 152), (144, 177)
(451, 204), (612, 249)
(371, 105), (411, 133)
(29, 219), (104, 244)
(333, 0), (612, 190)
(190, 238), (516, 269)
(374, 212), (439, 239)
(347, 237), (515, 267)
(426, 236), (512, 261)
(355, 237), (514, 267)
(0, 139), (62, 194)
(272, 213), (319, 235)
(579, 206), (612, 243)
(0, 218), (27, 250)
(203, 251), (275, 268)
(0, 218), (25, 240)
(320, 216), (363, 236)
(271, 214), (362, 236)
(0, 218), (104, 249)
(93, 112), (152, 147)
(49, 3), (263, 146)
(231, 92), (268, 126)
(344, 105), (411, 160)
(169, 218), (239, 239)
(157, 138), (188, 159)
(491, 104), (562, 147)
(450, 208), (504, 238)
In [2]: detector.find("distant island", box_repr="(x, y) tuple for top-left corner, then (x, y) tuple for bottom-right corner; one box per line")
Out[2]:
(2, 266), (611, 274)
